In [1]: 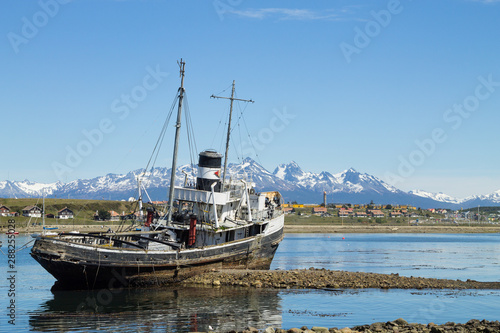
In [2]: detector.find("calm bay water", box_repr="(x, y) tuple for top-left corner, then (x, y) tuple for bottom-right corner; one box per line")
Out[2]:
(273, 233), (500, 281)
(1, 233), (499, 332)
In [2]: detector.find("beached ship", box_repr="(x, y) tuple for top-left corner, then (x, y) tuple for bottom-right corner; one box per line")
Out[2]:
(30, 60), (284, 289)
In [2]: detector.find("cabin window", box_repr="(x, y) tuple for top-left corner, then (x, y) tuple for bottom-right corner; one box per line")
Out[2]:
(225, 230), (235, 242)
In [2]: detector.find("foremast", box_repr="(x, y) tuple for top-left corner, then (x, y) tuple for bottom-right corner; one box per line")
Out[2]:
(167, 59), (186, 224)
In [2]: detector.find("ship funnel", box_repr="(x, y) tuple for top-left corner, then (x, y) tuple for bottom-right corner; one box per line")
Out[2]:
(197, 150), (222, 191)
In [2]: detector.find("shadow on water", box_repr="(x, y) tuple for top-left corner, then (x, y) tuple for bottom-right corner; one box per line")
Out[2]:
(29, 286), (283, 332)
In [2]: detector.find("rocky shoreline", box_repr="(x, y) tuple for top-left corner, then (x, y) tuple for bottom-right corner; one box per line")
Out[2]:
(200, 319), (500, 332)
(181, 269), (499, 332)
(182, 268), (500, 290)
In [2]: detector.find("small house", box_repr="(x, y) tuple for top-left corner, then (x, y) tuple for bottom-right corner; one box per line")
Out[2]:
(338, 209), (350, 217)
(0, 205), (10, 216)
(109, 211), (120, 221)
(22, 205), (42, 218)
(390, 211), (403, 218)
(312, 207), (327, 214)
(369, 210), (385, 218)
(57, 207), (74, 219)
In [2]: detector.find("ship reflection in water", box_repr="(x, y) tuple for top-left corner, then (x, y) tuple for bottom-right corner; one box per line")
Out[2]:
(30, 286), (282, 332)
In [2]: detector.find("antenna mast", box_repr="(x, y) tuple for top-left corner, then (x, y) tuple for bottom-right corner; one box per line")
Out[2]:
(211, 80), (254, 188)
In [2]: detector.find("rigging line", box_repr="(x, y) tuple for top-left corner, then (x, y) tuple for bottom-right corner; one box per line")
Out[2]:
(144, 94), (178, 177)
(213, 83), (233, 97)
(183, 94), (198, 175)
(209, 100), (228, 149)
(230, 132), (242, 165)
(236, 114), (243, 164)
(227, 107), (244, 164)
(240, 111), (264, 166)
(184, 107), (195, 182)
(229, 100), (250, 136)
(148, 114), (172, 172)
(145, 96), (178, 185)
(187, 100), (198, 158)
(219, 104), (231, 155)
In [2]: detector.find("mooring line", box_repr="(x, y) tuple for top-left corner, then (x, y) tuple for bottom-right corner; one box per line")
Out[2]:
(0, 239), (34, 255)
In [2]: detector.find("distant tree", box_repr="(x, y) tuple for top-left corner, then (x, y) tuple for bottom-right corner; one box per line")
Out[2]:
(385, 204), (393, 210)
(319, 203), (325, 207)
(291, 200), (298, 205)
(98, 210), (111, 221)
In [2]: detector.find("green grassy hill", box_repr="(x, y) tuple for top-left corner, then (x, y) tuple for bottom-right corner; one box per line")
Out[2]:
(0, 198), (140, 228)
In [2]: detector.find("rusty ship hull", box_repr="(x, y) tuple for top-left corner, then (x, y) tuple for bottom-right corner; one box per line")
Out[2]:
(31, 216), (284, 289)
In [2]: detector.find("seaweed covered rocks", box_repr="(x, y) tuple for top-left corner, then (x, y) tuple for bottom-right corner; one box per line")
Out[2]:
(182, 268), (500, 290)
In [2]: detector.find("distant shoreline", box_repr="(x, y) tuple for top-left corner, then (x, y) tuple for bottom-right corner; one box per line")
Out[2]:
(5, 224), (500, 234)
(284, 225), (500, 234)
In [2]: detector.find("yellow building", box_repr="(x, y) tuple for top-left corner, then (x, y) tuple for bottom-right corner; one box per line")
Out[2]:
(303, 204), (319, 208)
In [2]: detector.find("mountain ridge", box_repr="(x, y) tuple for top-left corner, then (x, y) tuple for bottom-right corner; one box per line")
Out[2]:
(1, 158), (499, 209)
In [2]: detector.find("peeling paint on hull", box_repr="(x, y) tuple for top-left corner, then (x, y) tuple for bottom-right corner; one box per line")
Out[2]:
(31, 226), (284, 289)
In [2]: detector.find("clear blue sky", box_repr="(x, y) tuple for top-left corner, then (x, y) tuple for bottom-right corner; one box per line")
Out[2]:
(2, 0), (500, 199)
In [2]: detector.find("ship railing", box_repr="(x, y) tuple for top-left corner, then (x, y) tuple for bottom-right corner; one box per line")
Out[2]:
(240, 207), (283, 222)
(223, 173), (254, 187)
(57, 231), (181, 250)
(229, 188), (244, 199)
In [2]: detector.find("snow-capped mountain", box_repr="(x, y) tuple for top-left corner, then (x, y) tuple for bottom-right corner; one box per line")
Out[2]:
(409, 190), (462, 205)
(0, 180), (61, 198)
(272, 163), (406, 199)
(1, 158), (499, 209)
(459, 190), (500, 207)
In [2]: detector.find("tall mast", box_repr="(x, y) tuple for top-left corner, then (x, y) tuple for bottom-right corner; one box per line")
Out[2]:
(167, 59), (186, 224)
(137, 174), (143, 221)
(42, 193), (45, 235)
(211, 80), (254, 188)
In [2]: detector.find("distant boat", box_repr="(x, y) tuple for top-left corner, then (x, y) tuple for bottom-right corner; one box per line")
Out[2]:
(30, 60), (285, 289)
(5, 231), (19, 235)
